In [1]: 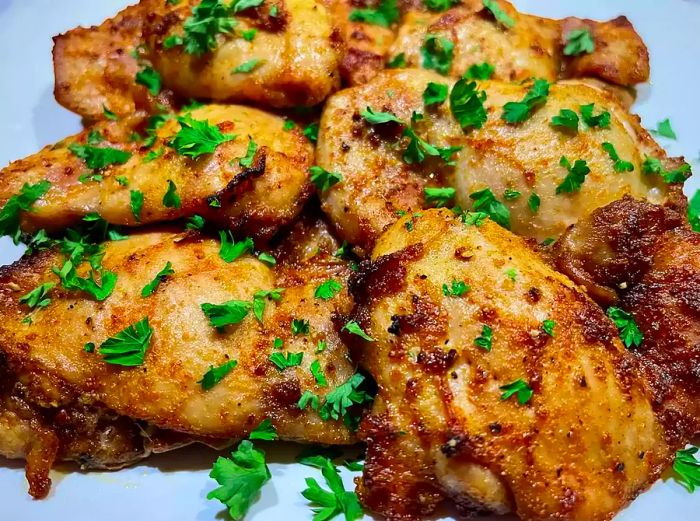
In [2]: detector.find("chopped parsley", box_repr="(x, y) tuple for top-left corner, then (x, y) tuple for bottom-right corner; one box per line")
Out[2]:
(463, 62), (495, 80)
(423, 82), (449, 106)
(298, 390), (320, 411)
(207, 440), (271, 520)
(652, 118), (677, 140)
(482, 0), (515, 29)
(503, 188), (521, 200)
(52, 260), (117, 301)
(318, 373), (373, 429)
(403, 127), (461, 165)
(162, 179), (182, 208)
(169, 115), (236, 158)
(421, 34), (454, 75)
(144, 148), (165, 163)
(253, 288), (283, 322)
(249, 419), (278, 441)
(239, 138), (257, 167)
(301, 456), (363, 521)
(450, 78), (488, 130)
(0, 180), (51, 243)
(342, 320), (374, 341)
(167, 0), (237, 56)
(550, 108), (579, 131)
(99, 317), (153, 366)
(102, 106), (118, 121)
(688, 190), (700, 232)
(424, 186), (456, 207)
(241, 28), (257, 41)
(673, 446), (700, 492)
(135, 66), (162, 96)
(474, 324), (492, 351)
(528, 192), (540, 213)
(348, 0), (399, 28)
(141, 261), (174, 297)
(68, 143), (132, 170)
(219, 231), (254, 262)
(556, 156), (590, 194)
(469, 188), (510, 229)
(316, 340), (327, 353)
(505, 268), (517, 281)
(642, 156), (691, 184)
(386, 53), (406, 68)
(501, 79), (550, 123)
(304, 122), (319, 143)
(579, 103), (610, 129)
(257, 252), (276, 266)
(542, 319), (556, 337)
(607, 306), (643, 348)
(423, 0), (460, 12)
(499, 379), (533, 404)
(232, 58), (262, 74)
(563, 29), (595, 56)
(602, 142), (634, 173)
(84, 342), (96, 353)
(360, 107), (402, 125)
(292, 319), (310, 335)
(19, 282), (55, 310)
(186, 214), (206, 230)
(269, 351), (304, 371)
(310, 360), (328, 387)
(461, 211), (489, 226)
(315, 279), (342, 300)
(442, 279), (469, 297)
(310, 166), (343, 192)
(130, 190), (144, 222)
(201, 300), (251, 328)
(198, 359), (238, 390)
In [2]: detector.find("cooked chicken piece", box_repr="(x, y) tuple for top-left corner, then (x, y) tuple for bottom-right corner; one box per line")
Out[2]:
(553, 196), (700, 441)
(53, 0), (175, 121)
(0, 104), (312, 241)
(387, 0), (649, 88)
(144, 0), (344, 108)
(348, 208), (676, 521)
(317, 69), (677, 250)
(0, 222), (359, 448)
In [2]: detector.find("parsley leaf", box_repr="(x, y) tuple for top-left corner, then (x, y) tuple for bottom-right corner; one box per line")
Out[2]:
(423, 0), (460, 12)
(186, 214), (206, 230)
(579, 103), (610, 129)
(607, 306), (643, 348)
(673, 446), (700, 492)
(310, 166), (343, 192)
(463, 62), (495, 80)
(442, 279), (469, 297)
(348, 0), (399, 28)
(269, 351), (304, 371)
(602, 142), (634, 173)
(292, 318), (310, 335)
(102, 106), (118, 121)
(551, 109), (579, 131)
(469, 188), (510, 229)
(0, 180), (51, 243)
(423, 82), (449, 106)
(450, 78), (488, 131)
(652, 118), (677, 140)
(563, 29), (595, 56)
(315, 279), (342, 300)
(99, 317), (153, 366)
(556, 156), (590, 194)
(482, 0), (515, 28)
(249, 419), (278, 441)
(257, 252), (276, 266)
(162, 179), (182, 208)
(68, 143), (132, 170)
(219, 231), (254, 262)
(528, 192), (540, 213)
(474, 324), (492, 351)
(424, 186), (456, 207)
(239, 138), (257, 167)
(199, 359), (238, 390)
(52, 260), (117, 301)
(304, 122), (319, 143)
(502, 79), (550, 123)
(310, 360), (328, 387)
(173, 0), (237, 56)
(301, 457), (364, 521)
(642, 156), (691, 184)
(207, 440), (271, 520)
(319, 373), (373, 429)
(201, 300), (251, 328)
(421, 34), (454, 75)
(499, 379), (533, 404)
(169, 115), (236, 158)
(542, 319), (556, 337)
(402, 127), (462, 165)
(130, 190), (144, 222)
(386, 53), (406, 68)
(232, 58), (262, 74)
(231, 0), (264, 13)
(688, 190), (700, 232)
(141, 261), (174, 297)
(19, 282), (55, 310)
(299, 390), (321, 411)
(144, 148), (165, 163)
(253, 288), (283, 322)
(241, 28), (257, 41)
(135, 66), (162, 96)
(503, 188), (521, 200)
(360, 107), (402, 125)
(342, 320), (374, 341)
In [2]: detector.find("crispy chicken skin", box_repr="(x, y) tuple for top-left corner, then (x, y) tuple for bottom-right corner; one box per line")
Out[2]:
(53, 0), (175, 121)
(348, 208), (674, 521)
(0, 104), (313, 241)
(386, 0), (649, 88)
(145, 0), (344, 108)
(0, 226), (357, 445)
(553, 197), (700, 442)
(317, 69), (675, 250)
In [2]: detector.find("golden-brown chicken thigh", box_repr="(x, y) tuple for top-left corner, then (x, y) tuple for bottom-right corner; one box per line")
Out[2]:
(348, 208), (674, 521)
(0, 104), (313, 241)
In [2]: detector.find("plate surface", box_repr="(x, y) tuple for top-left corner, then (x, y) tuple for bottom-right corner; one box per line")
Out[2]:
(0, 0), (699, 519)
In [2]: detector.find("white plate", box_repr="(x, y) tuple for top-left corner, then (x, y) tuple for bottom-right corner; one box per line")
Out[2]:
(0, 0), (699, 519)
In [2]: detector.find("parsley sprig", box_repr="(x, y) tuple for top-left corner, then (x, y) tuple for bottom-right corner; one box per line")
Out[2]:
(673, 446), (700, 492)
(301, 456), (363, 521)
(469, 188), (510, 229)
(556, 156), (590, 194)
(99, 317), (153, 366)
(450, 79), (488, 131)
(606, 307), (643, 348)
(502, 79), (550, 123)
(169, 115), (236, 158)
(0, 181), (51, 243)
